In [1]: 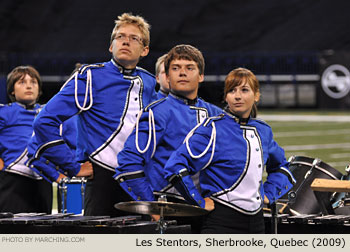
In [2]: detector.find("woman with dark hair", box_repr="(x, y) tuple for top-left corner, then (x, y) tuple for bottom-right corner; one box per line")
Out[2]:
(164, 67), (296, 233)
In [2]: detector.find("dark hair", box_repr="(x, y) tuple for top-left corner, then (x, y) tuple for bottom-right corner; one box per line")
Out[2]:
(7, 66), (42, 102)
(164, 44), (205, 75)
(224, 68), (260, 118)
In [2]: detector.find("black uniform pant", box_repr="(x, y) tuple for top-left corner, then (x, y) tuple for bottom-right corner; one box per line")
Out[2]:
(201, 201), (265, 234)
(84, 163), (134, 217)
(0, 171), (52, 214)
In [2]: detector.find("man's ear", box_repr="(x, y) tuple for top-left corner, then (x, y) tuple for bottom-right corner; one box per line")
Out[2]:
(109, 43), (113, 53)
(140, 46), (149, 57)
(198, 74), (204, 83)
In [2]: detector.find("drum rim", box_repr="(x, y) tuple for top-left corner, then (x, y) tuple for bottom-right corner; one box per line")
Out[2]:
(289, 156), (343, 179)
(59, 177), (87, 184)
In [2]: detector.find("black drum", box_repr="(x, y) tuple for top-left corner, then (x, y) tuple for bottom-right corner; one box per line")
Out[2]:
(283, 156), (343, 215)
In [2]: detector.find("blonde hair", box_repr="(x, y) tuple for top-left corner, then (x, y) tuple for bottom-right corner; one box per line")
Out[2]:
(155, 54), (167, 76)
(110, 13), (151, 46)
(224, 68), (260, 118)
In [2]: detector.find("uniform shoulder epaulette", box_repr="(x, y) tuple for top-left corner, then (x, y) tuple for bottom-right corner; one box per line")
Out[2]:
(0, 103), (12, 112)
(203, 114), (225, 127)
(1, 103), (12, 108)
(78, 63), (105, 74)
(252, 117), (271, 128)
(136, 66), (155, 78)
(144, 98), (167, 111)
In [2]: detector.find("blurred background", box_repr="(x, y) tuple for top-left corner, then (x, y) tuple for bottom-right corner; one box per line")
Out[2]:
(0, 0), (349, 174)
(1, 0), (350, 108)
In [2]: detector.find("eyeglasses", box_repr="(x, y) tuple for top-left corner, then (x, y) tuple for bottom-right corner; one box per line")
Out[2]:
(115, 33), (143, 45)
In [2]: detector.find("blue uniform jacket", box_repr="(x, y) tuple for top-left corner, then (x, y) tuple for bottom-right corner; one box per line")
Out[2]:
(164, 112), (296, 215)
(156, 90), (168, 99)
(0, 102), (42, 179)
(27, 116), (80, 181)
(27, 59), (157, 182)
(114, 93), (223, 201)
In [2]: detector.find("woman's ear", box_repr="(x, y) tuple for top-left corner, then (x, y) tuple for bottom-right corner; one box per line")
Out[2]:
(254, 92), (260, 103)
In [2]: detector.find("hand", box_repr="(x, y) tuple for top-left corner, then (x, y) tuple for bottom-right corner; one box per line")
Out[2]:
(56, 173), (67, 183)
(151, 214), (160, 222)
(0, 158), (4, 171)
(264, 195), (270, 204)
(76, 161), (93, 178)
(204, 197), (215, 211)
(0, 158), (5, 171)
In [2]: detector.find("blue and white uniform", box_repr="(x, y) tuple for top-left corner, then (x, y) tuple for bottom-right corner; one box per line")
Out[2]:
(27, 59), (157, 217)
(164, 111), (296, 214)
(0, 102), (42, 179)
(27, 59), (157, 181)
(114, 93), (223, 201)
(0, 102), (52, 213)
(27, 116), (79, 182)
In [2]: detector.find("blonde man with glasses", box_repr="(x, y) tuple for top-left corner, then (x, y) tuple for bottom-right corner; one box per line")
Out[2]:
(27, 13), (157, 217)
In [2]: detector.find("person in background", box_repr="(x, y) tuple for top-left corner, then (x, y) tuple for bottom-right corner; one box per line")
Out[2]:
(164, 67), (296, 233)
(0, 66), (52, 213)
(27, 13), (157, 217)
(155, 54), (170, 99)
(114, 44), (223, 219)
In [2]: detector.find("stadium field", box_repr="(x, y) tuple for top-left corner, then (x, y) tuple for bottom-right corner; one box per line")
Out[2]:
(259, 110), (350, 175)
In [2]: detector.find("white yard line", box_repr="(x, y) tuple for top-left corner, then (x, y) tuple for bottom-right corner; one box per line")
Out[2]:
(283, 143), (350, 151)
(259, 115), (350, 122)
(274, 129), (350, 138)
(330, 153), (350, 159)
